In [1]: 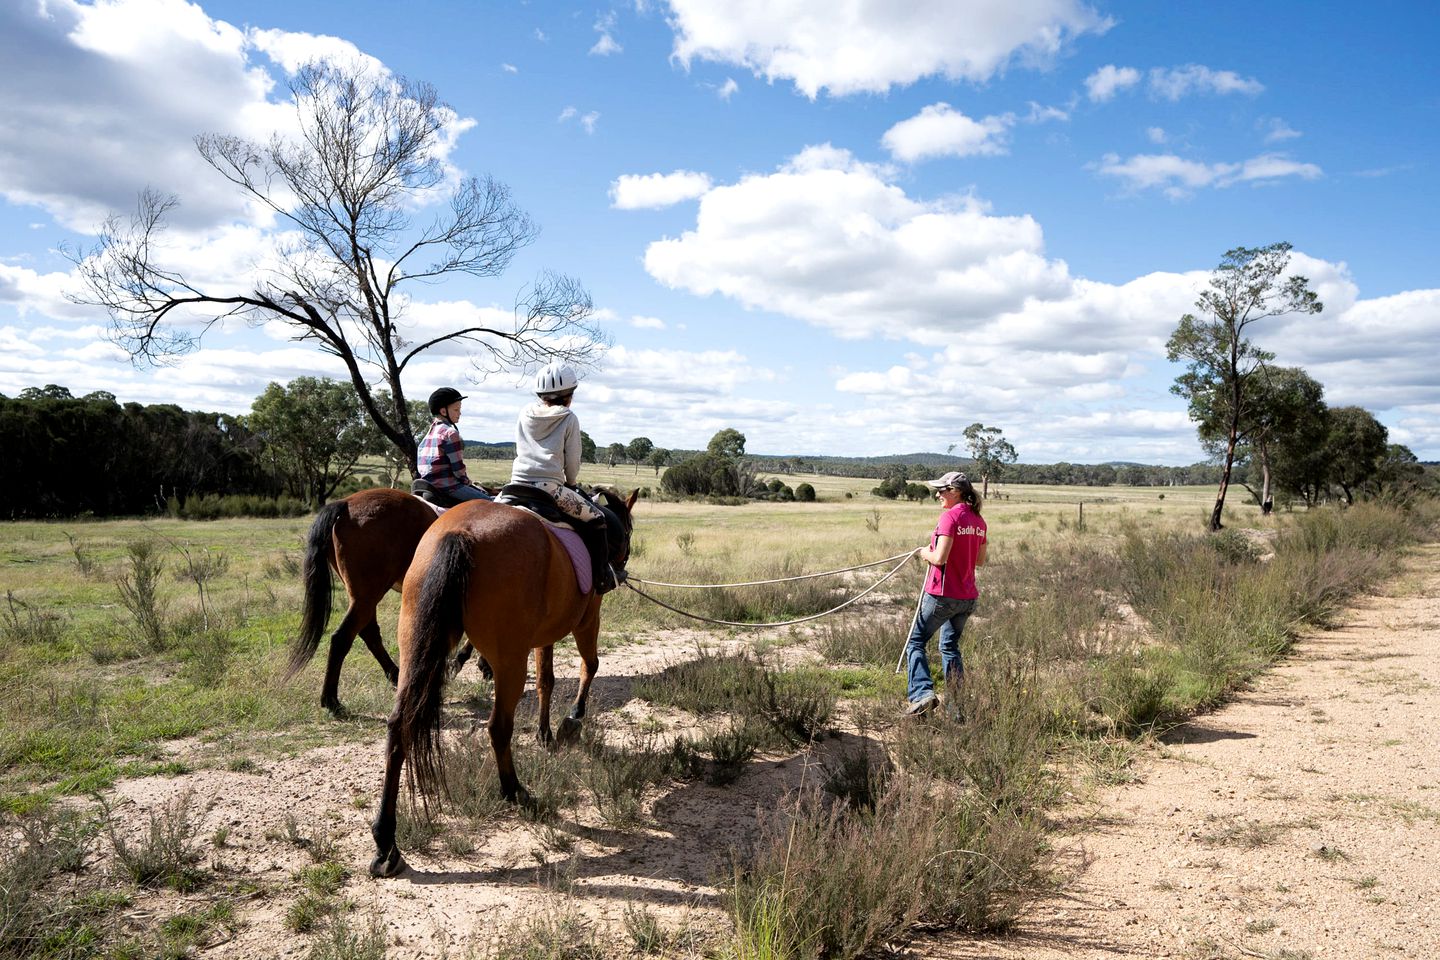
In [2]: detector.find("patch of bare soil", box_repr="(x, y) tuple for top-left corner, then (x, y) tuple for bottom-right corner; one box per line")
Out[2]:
(929, 542), (1440, 960)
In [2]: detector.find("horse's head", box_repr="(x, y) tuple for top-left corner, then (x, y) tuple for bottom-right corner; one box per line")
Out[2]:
(593, 485), (638, 573)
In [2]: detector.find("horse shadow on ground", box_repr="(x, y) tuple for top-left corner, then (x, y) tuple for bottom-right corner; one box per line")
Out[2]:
(1160, 721), (1257, 745)
(394, 730), (881, 912)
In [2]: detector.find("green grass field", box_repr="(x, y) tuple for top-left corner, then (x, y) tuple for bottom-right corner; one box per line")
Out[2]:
(0, 473), (1264, 813)
(2, 474), (1426, 960)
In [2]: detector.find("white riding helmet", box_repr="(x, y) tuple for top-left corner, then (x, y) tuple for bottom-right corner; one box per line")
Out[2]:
(534, 361), (578, 397)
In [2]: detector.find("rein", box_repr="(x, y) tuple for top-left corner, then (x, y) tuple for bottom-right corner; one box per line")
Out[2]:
(622, 551), (919, 628)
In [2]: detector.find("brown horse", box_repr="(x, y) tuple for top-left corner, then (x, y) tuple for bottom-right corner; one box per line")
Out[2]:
(369, 486), (636, 878)
(290, 487), (448, 714)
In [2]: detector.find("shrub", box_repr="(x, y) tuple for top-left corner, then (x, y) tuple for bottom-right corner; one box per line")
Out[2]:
(580, 729), (671, 826)
(729, 778), (1045, 960)
(0, 805), (101, 959)
(752, 669), (837, 746)
(106, 791), (205, 892)
(817, 609), (908, 667)
(0, 591), (66, 650)
(822, 745), (891, 813)
(795, 482), (815, 502)
(115, 539), (168, 652)
(308, 911), (387, 960)
(167, 493), (311, 520)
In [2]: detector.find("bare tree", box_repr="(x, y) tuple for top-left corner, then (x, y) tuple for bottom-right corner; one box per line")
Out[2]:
(71, 60), (605, 475)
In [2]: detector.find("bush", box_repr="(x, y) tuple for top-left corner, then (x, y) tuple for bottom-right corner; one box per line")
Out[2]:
(795, 482), (816, 502)
(106, 791), (205, 892)
(0, 805), (100, 958)
(115, 538), (168, 653)
(166, 493), (311, 520)
(729, 778), (1045, 960)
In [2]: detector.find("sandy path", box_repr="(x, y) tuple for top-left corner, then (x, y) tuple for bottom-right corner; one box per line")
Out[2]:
(934, 541), (1440, 960)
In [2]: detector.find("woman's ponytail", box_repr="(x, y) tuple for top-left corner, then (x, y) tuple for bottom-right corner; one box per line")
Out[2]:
(957, 477), (982, 515)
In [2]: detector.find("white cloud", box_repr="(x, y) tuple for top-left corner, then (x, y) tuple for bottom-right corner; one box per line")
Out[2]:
(590, 33), (622, 56)
(1148, 64), (1263, 100)
(1025, 102), (1069, 123)
(0, 0), (477, 235)
(718, 77), (739, 100)
(558, 106), (599, 133)
(644, 145), (1075, 344)
(665, 0), (1111, 98)
(1084, 64), (1139, 101)
(591, 11), (623, 55)
(611, 171), (713, 210)
(502, 63), (518, 74)
(1261, 117), (1302, 143)
(630, 315), (667, 329)
(881, 104), (1014, 163)
(1097, 152), (1322, 198)
(1146, 126), (1167, 144)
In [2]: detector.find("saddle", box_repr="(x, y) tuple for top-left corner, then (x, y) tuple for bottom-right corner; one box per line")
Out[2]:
(495, 483), (619, 595)
(494, 483), (571, 527)
(410, 476), (460, 508)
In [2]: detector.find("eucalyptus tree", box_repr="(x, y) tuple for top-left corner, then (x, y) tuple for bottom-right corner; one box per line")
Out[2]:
(1196, 366), (1327, 513)
(961, 422), (1017, 498)
(72, 60), (603, 476)
(1167, 243), (1322, 531)
(247, 377), (386, 506)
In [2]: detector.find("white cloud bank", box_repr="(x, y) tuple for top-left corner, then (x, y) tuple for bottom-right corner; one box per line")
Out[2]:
(664, 0), (1111, 98)
(641, 145), (1440, 457)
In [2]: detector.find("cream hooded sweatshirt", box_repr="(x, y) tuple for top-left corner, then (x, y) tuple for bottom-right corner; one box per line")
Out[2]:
(510, 402), (582, 486)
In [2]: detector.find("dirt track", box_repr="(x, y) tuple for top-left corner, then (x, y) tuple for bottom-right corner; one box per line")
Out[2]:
(933, 541), (1440, 960)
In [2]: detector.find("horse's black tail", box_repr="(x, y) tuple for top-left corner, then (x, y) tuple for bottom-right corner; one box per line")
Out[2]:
(399, 530), (471, 804)
(289, 499), (345, 679)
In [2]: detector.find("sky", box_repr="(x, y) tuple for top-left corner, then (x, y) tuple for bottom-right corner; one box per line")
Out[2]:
(1, 0), (1437, 464)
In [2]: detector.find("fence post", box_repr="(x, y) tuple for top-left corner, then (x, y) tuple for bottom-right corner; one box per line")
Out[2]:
(1078, 501), (1085, 531)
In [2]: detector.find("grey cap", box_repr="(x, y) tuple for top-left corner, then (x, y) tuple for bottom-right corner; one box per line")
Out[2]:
(924, 470), (968, 489)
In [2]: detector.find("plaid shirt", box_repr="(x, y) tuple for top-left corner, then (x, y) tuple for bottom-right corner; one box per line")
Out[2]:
(417, 419), (469, 490)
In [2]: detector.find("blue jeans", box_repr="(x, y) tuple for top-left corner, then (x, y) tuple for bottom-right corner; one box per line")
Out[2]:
(905, 593), (976, 703)
(448, 483), (494, 502)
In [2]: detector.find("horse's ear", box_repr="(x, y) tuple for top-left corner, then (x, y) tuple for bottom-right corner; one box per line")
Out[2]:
(625, 488), (638, 510)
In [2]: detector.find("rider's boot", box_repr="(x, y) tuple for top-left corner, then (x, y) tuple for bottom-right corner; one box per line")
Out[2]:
(579, 517), (618, 595)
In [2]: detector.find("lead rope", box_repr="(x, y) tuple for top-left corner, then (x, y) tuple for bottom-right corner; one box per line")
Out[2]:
(622, 551), (919, 629)
(627, 550), (916, 589)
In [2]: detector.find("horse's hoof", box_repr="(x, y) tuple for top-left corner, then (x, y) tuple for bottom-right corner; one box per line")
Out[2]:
(477, 657), (494, 681)
(537, 727), (555, 749)
(369, 846), (406, 878)
(322, 697), (347, 718)
(556, 717), (582, 745)
(385, 670), (399, 688)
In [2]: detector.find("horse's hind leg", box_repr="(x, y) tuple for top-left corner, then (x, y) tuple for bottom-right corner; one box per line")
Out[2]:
(358, 619), (398, 686)
(321, 605), (368, 715)
(558, 618), (599, 745)
(487, 662), (529, 804)
(535, 646), (555, 747)
(369, 706), (407, 878)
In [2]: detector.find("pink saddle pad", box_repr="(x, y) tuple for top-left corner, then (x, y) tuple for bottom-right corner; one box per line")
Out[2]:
(551, 527), (591, 595)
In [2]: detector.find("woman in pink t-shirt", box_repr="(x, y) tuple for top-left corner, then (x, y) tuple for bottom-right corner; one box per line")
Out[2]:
(903, 471), (988, 716)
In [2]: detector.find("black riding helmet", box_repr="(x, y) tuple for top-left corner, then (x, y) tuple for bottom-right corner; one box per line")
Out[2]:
(428, 387), (466, 416)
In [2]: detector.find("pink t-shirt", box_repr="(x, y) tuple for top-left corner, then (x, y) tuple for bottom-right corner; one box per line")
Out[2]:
(924, 503), (987, 600)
